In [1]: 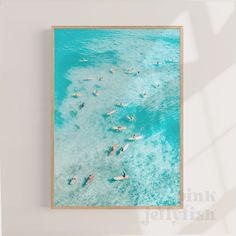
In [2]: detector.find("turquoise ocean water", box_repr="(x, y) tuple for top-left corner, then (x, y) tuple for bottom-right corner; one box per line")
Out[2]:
(54, 28), (181, 207)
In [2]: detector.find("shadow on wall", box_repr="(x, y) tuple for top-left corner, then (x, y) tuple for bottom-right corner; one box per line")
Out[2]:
(38, 1), (236, 235)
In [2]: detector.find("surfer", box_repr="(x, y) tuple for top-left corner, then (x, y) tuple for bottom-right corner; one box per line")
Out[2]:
(72, 93), (82, 97)
(69, 176), (78, 185)
(110, 144), (117, 156)
(107, 110), (117, 116)
(115, 103), (128, 107)
(113, 173), (129, 181)
(87, 174), (95, 184)
(127, 115), (136, 121)
(153, 81), (160, 88)
(112, 126), (126, 131)
(79, 102), (85, 109)
(120, 144), (129, 154)
(143, 91), (148, 98)
(128, 134), (143, 141)
(93, 90), (100, 96)
(110, 68), (116, 74)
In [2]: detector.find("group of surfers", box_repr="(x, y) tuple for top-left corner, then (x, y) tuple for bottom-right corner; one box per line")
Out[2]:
(68, 66), (160, 187)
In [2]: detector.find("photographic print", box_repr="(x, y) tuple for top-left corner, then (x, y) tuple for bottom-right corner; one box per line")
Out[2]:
(52, 26), (183, 208)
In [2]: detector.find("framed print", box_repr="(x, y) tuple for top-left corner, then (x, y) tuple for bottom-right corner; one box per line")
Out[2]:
(51, 26), (183, 208)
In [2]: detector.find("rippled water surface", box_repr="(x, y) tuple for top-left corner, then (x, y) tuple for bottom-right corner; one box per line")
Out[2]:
(54, 28), (181, 207)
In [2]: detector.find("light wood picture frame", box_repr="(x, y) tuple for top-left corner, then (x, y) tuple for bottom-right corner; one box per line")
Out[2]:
(51, 26), (183, 209)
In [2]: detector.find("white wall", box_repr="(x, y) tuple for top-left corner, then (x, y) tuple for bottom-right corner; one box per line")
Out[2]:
(1, 0), (236, 235)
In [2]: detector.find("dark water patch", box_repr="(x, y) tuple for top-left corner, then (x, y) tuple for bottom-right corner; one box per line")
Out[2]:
(54, 110), (64, 127)
(94, 84), (102, 89)
(70, 110), (78, 118)
(162, 116), (180, 149)
(82, 177), (89, 187)
(108, 178), (116, 183)
(133, 106), (161, 138)
(74, 124), (80, 130)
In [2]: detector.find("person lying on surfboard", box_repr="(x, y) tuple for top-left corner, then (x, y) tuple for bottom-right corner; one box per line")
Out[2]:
(126, 115), (136, 121)
(113, 173), (129, 181)
(120, 144), (129, 154)
(69, 175), (78, 185)
(115, 103), (128, 107)
(128, 134), (143, 141)
(93, 90), (100, 96)
(72, 93), (82, 97)
(112, 126), (126, 131)
(106, 110), (117, 116)
(110, 68), (116, 74)
(109, 144), (117, 156)
(87, 174), (95, 185)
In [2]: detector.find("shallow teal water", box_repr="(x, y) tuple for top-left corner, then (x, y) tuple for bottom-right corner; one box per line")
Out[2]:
(54, 28), (181, 206)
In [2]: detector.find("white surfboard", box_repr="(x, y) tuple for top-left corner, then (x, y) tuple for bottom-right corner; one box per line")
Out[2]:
(93, 90), (100, 96)
(80, 59), (88, 62)
(114, 175), (129, 181)
(115, 103), (128, 107)
(120, 144), (129, 154)
(126, 115), (136, 121)
(70, 176), (78, 185)
(128, 135), (143, 141)
(107, 110), (117, 116)
(72, 93), (82, 97)
(112, 126), (127, 131)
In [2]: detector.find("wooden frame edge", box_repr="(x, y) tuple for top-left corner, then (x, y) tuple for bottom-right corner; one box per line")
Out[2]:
(180, 26), (184, 209)
(51, 26), (184, 209)
(51, 27), (55, 209)
(51, 25), (183, 30)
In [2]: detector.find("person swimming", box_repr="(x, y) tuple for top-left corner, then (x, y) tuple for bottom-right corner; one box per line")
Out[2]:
(152, 81), (160, 88)
(79, 102), (85, 109)
(74, 124), (80, 130)
(127, 115), (136, 121)
(126, 67), (135, 74)
(141, 91), (148, 98)
(99, 76), (104, 81)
